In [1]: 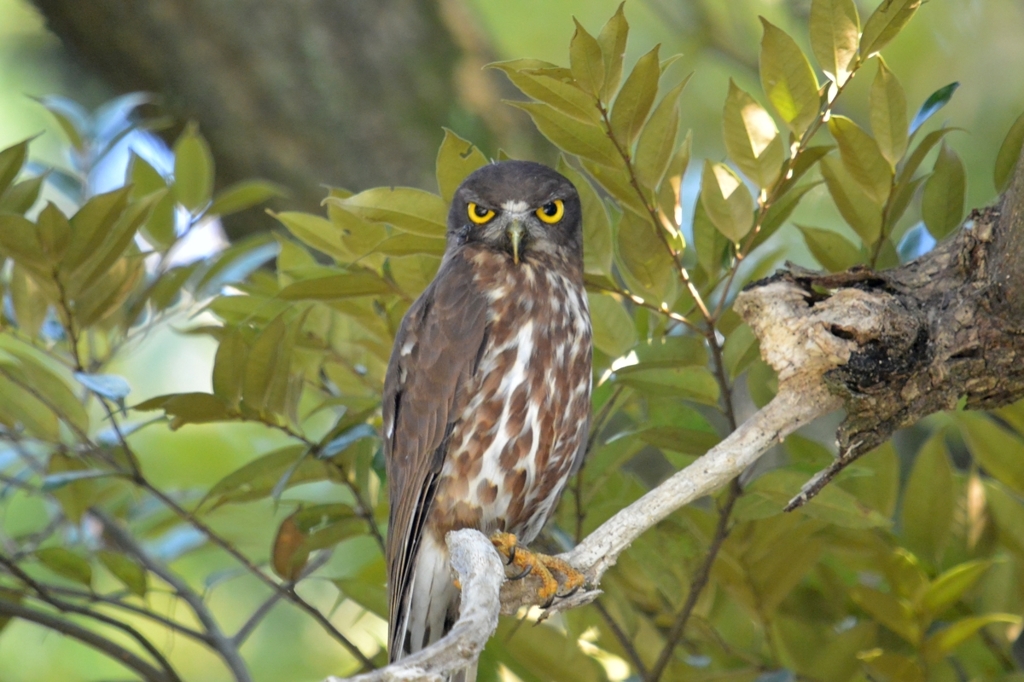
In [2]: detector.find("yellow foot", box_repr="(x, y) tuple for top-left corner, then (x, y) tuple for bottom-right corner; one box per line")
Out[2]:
(490, 531), (586, 606)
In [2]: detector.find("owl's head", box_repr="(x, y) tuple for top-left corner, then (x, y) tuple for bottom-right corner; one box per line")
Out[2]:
(447, 161), (583, 265)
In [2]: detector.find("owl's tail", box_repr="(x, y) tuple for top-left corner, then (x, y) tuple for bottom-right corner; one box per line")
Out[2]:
(392, 533), (477, 682)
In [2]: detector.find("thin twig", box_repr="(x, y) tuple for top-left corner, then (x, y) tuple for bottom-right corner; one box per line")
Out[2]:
(575, 385), (626, 543)
(0, 598), (173, 682)
(46, 585), (209, 643)
(593, 599), (649, 679)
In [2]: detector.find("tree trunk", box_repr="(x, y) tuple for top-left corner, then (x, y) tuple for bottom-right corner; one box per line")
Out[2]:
(30, 0), (530, 238)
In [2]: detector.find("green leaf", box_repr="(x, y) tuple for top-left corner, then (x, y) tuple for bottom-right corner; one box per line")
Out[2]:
(73, 189), (167, 290)
(849, 585), (919, 644)
(820, 155), (882, 245)
(203, 445), (332, 508)
(828, 115), (892, 204)
(0, 174), (46, 214)
(327, 187), (448, 238)
(212, 329), (248, 409)
(587, 292), (636, 357)
(809, 0), (860, 86)
(41, 470), (116, 492)
(98, 551), (148, 598)
(736, 468), (890, 528)
(922, 614), (1021, 662)
(278, 271), (393, 300)
(242, 313), (293, 418)
(635, 76), (690, 189)
(994, 110), (1024, 193)
(921, 560), (992, 617)
(556, 158), (612, 276)
(614, 209), (675, 301)
(35, 548), (92, 587)
(208, 180), (287, 216)
(910, 83), (959, 137)
(723, 80), (784, 189)
(921, 141), (965, 240)
(957, 412), (1024, 495)
(797, 224), (861, 271)
(637, 425), (719, 457)
(0, 139), (30, 197)
(860, 0), (922, 58)
(196, 233), (280, 297)
(870, 60), (908, 167)
(901, 431), (955, 565)
(0, 212), (47, 275)
(508, 101), (619, 167)
(273, 211), (350, 262)
(569, 18), (605, 98)
(615, 365), (719, 405)
(753, 180), (823, 250)
(64, 187), (132, 271)
(596, 3), (628, 102)
(9, 265), (48, 337)
(693, 200), (730, 278)
(489, 62), (599, 125)
(435, 128), (488, 202)
(134, 392), (235, 430)
(610, 45), (660, 147)
(127, 152), (175, 248)
(700, 160), (753, 242)
(759, 17), (820, 136)
(36, 203), (71, 264)
(722, 322), (760, 379)
(35, 96), (88, 152)
(172, 121), (215, 213)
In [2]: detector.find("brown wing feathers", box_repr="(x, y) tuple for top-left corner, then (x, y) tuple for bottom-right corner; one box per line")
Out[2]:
(382, 254), (488, 660)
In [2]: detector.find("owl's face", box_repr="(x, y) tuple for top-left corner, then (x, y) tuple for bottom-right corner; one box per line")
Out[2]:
(447, 161), (583, 265)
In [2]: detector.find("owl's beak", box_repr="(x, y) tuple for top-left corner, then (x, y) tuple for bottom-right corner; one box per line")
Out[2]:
(507, 220), (524, 265)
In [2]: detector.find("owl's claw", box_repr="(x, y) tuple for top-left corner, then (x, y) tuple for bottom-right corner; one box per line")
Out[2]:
(489, 531), (587, 606)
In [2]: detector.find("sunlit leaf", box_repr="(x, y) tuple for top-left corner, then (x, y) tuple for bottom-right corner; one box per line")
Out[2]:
(860, 0), (922, 58)
(922, 613), (1021, 662)
(508, 101), (620, 167)
(921, 560), (992, 617)
(489, 62), (599, 125)
(435, 128), (489, 202)
(870, 60), (908, 167)
(208, 180), (287, 216)
(759, 18), (820, 136)
(723, 80), (784, 189)
(828, 115), (892, 204)
(569, 18), (605, 98)
(700, 160), (753, 242)
(809, 0), (860, 86)
(635, 76), (689, 189)
(596, 3), (628, 101)
(98, 550), (148, 597)
(327, 187), (448, 238)
(921, 141), (965, 239)
(0, 139), (30, 196)
(35, 547), (92, 587)
(172, 121), (215, 213)
(134, 392), (236, 430)
(610, 45), (660, 147)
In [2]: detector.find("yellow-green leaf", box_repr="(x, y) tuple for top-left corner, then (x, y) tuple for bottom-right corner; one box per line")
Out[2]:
(0, 174), (46, 214)
(208, 180), (287, 216)
(0, 139), (30, 196)
(901, 431), (955, 565)
(172, 121), (215, 213)
(700, 160), (753, 242)
(9, 265), (48, 337)
(596, 3), (628, 102)
(860, 0), (921, 58)
(36, 202), (71, 263)
(921, 560), (992, 617)
(134, 392), (235, 430)
(797, 224), (861, 271)
(242, 313), (292, 417)
(828, 115), (892, 204)
(587, 292), (636, 357)
(64, 187), (132, 271)
(820, 155), (882, 245)
(36, 548), (92, 587)
(723, 79), (784, 189)
(610, 45), (660, 147)
(556, 157), (612, 276)
(922, 614), (1021, 662)
(435, 129), (489, 203)
(569, 18), (605, 98)
(994, 110), (1024, 193)
(759, 18), (820, 136)
(635, 76), (690, 189)
(870, 60), (908, 167)
(98, 551), (147, 598)
(615, 365), (719, 405)
(614, 209), (675, 301)
(957, 412), (1024, 495)
(278, 272), (393, 300)
(489, 62), (599, 125)
(509, 101), (620, 168)
(273, 211), (350, 262)
(809, 0), (860, 86)
(328, 187), (448, 238)
(921, 141), (965, 240)
(850, 585), (919, 645)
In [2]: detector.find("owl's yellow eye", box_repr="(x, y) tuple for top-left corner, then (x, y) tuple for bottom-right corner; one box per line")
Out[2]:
(536, 200), (564, 224)
(467, 202), (495, 225)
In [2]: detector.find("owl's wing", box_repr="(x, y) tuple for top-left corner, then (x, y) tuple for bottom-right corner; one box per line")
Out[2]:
(382, 252), (488, 660)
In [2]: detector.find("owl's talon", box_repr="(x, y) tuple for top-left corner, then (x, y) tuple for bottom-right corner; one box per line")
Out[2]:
(509, 563), (533, 581)
(488, 531), (586, 606)
(557, 584), (581, 599)
(540, 595), (555, 609)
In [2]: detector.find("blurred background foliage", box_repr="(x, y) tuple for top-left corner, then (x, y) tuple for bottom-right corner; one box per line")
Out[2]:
(1, 1), (1024, 682)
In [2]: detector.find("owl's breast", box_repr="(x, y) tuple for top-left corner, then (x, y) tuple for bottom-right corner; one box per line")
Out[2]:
(427, 247), (592, 543)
